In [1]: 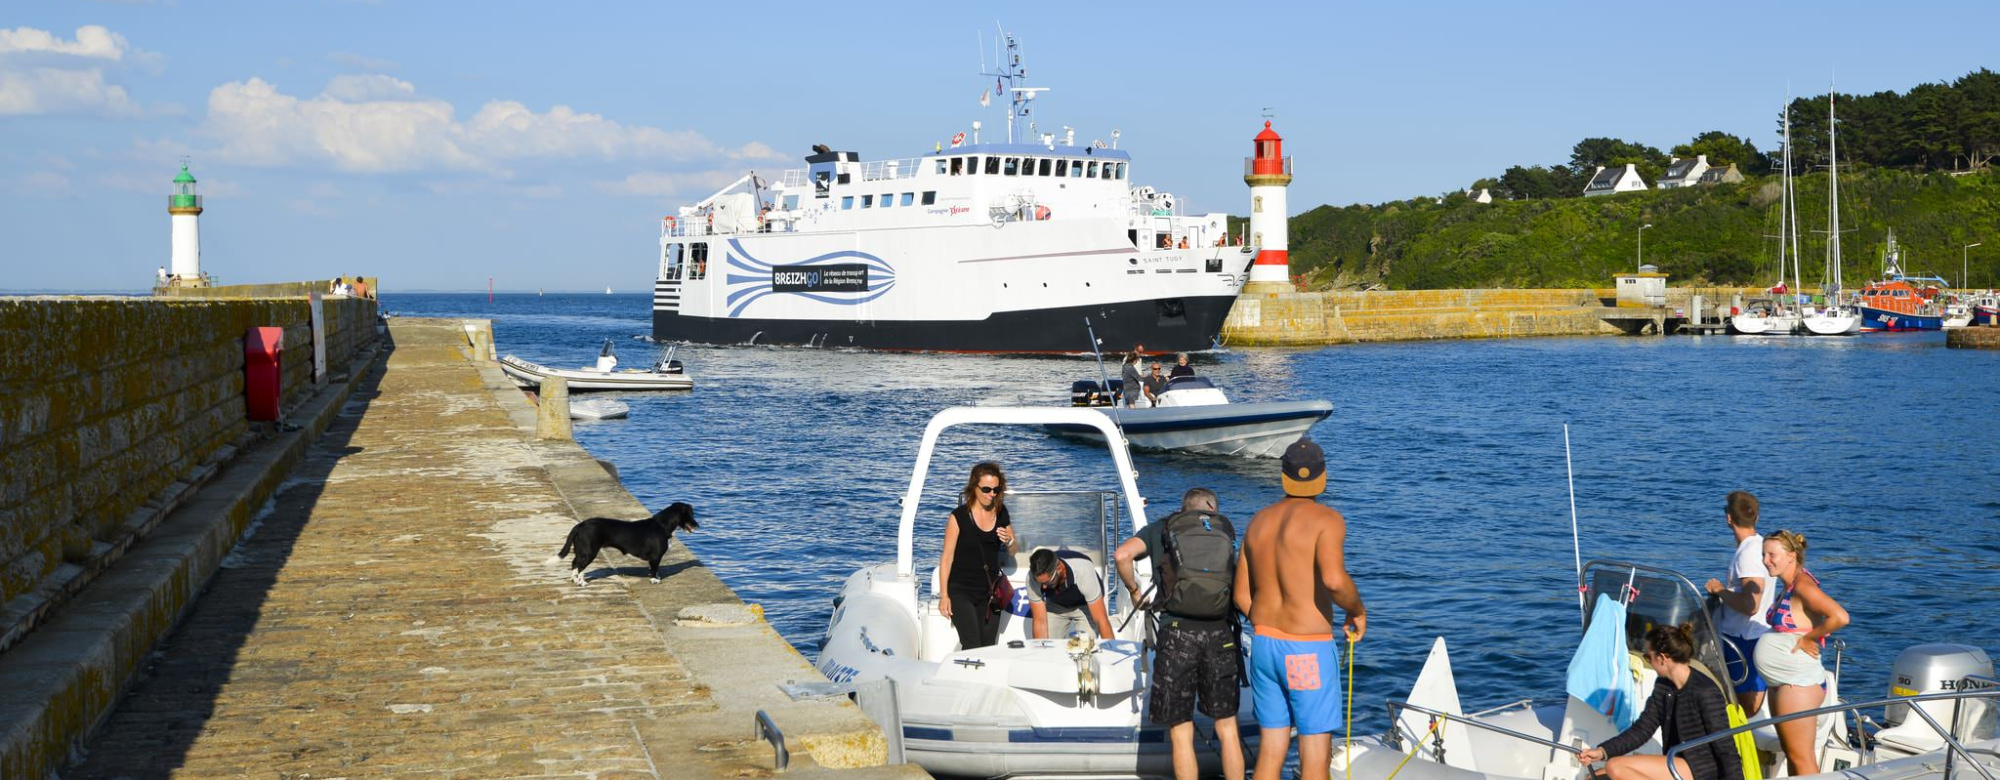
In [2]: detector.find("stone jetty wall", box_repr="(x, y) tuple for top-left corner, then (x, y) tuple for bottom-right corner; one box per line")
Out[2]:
(1221, 286), (1771, 346)
(0, 292), (378, 652)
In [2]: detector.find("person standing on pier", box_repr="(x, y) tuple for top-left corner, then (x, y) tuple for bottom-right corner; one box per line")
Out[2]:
(1704, 491), (1773, 716)
(1753, 530), (1848, 776)
(1235, 437), (1365, 780)
(938, 462), (1017, 650)
(1114, 487), (1245, 780)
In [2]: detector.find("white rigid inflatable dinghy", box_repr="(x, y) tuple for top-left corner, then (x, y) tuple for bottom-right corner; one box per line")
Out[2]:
(500, 340), (692, 392)
(1050, 376), (1332, 458)
(1331, 560), (1999, 780)
(817, 406), (1253, 779)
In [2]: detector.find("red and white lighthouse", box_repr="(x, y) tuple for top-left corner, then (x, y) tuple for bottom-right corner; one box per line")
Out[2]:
(1244, 120), (1294, 291)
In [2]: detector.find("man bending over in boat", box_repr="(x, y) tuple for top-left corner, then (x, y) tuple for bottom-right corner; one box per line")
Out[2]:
(1235, 436), (1365, 780)
(1026, 549), (1114, 640)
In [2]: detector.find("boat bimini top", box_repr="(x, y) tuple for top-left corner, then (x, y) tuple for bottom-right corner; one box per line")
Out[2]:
(893, 406), (1150, 579)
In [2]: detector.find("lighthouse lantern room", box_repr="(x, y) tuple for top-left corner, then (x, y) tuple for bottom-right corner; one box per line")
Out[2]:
(1243, 121), (1295, 292)
(167, 164), (206, 288)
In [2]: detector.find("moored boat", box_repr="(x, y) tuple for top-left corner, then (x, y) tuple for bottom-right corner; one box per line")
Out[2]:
(500, 340), (692, 392)
(1859, 232), (1950, 332)
(816, 406), (1252, 778)
(1050, 376), (1332, 458)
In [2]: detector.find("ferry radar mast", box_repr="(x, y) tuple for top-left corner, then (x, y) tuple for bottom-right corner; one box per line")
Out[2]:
(979, 29), (1047, 145)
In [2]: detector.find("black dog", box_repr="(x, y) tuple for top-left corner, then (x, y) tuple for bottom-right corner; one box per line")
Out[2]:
(546, 502), (698, 586)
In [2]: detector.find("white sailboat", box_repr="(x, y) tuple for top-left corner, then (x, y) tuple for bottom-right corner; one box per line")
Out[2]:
(1800, 88), (1862, 335)
(1732, 98), (1805, 336)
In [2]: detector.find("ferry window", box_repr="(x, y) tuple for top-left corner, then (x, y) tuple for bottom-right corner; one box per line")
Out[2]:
(783, 194), (800, 210)
(1004, 157), (1019, 176)
(901, 192), (914, 206)
(1055, 159), (1068, 176)
(663, 243), (683, 280)
(950, 157), (964, 175)
(861, 194), (873, 208)
(1070, 161), (1084, 178)
(1116, 163), (1127, 179)
(934, 159), (946, 175)
(880, 193), (892, 207)
(842, 196), (854, 210)
(1087, 161), (1099, 178)
(984, 156), (999, 175)
(690, 242), (709, 280)
(838, 172), (851, 184)
(1038, 159), (1052, 176)
(921, 191), (936, 205)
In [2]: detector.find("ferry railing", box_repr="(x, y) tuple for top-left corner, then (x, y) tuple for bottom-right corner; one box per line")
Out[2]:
(1384, 699), (1589, 767)
(780, 169), (807, 189)
(858, 157), (924, 183)
(1663, 688), (2000, 780)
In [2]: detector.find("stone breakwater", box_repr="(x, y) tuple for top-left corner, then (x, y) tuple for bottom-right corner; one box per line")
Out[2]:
(1221, 287), (1767, 345)
(0, 301), (912, 778)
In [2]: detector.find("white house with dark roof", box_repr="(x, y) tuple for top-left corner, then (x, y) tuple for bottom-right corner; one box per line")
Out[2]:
(1463, 187), (1494, 204)
(1657, 155), (1712, 189)
(1582, 163), (1648, 197)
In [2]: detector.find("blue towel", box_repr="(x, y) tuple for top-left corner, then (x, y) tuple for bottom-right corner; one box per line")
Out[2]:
(1566, 594), (1639, 729)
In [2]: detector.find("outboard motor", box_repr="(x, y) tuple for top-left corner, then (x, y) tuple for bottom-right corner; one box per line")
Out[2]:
(1070, 380), (1104, 407)
(1873, 643), (1995, 758)
(595, 339), (618, 372)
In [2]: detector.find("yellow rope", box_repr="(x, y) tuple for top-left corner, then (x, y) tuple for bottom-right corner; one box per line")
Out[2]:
(1381, 716), (1445, 780)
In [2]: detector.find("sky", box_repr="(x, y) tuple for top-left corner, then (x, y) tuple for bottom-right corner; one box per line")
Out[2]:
(5, 0), (1997, 293)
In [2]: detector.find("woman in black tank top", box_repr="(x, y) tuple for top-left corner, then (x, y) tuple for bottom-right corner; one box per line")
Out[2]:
(938, 462), (1017, 650)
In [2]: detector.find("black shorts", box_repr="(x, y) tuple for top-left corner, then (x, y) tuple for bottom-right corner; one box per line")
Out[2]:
(1149, 622), (1241, 725)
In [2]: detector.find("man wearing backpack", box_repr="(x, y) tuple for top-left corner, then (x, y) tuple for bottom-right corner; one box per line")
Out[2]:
(1114, 488), (1245, 780)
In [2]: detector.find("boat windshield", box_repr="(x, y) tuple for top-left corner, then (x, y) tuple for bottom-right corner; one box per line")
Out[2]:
(1581, 561), (1733, 701)
(997, 490), (1120, 571)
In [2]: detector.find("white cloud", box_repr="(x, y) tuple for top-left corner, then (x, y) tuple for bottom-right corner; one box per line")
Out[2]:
(0, 26), (154, 117)
(199, 75), (775, 177)
(592, 170), (743, 198)
(0, 66), (139, 116)
(0, 25), (129, 60)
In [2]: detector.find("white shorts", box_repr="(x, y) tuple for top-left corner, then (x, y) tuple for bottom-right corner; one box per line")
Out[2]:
(1754, 632), (1826, 687)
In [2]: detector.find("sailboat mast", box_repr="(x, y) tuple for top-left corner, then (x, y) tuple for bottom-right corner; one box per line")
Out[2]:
(1783, 101), (1803, 305)
(1827, 88), (1841, 300)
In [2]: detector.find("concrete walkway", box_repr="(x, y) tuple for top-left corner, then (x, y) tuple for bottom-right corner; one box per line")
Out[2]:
(65, 319), (918, 780)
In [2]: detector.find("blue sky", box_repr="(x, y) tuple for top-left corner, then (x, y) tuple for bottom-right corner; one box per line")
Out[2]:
(5, 0), (1996, 292)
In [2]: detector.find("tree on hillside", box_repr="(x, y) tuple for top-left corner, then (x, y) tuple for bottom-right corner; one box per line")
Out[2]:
(1954, 69), (2000, 170)
(1497, 165), (1584, 200)
(1671, 131), (1768, 174)
(1569, 137), (1669, 185)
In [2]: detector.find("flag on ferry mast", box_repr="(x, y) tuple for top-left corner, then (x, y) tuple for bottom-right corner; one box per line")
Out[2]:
(979, 89), (990, 108)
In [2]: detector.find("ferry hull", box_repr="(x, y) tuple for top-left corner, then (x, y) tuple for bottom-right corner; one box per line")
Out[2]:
(652, 294), (1239, 353)
(1860, 306), (1943, 332)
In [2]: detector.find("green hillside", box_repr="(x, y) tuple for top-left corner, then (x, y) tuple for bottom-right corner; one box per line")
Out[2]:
(1285, 168), (2000, 290)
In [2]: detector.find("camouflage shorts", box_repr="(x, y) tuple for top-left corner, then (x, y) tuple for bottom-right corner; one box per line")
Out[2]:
(1149, 622), (1241, 725)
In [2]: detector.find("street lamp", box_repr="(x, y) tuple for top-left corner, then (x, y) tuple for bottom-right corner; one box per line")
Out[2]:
(1965, 242), (1982, 289)
(1637, 223), (1654, 272)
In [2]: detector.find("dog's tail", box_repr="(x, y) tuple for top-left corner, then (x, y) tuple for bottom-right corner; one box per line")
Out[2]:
(544, 525), (577, 565)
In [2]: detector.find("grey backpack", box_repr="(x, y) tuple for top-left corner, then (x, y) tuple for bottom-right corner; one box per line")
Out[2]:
(1155, 510), (1235, 619)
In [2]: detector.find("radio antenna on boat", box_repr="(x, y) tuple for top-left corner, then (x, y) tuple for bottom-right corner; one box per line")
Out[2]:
(1564, 424), (1584, 625)
(978, 26), (1045, 145)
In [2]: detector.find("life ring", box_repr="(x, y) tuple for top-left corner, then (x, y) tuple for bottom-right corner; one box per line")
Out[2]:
(951, 132), (967, 147)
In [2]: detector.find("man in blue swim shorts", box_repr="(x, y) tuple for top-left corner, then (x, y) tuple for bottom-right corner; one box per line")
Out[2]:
(1235, 437), (1366, 780)
(1704, 490), (1773, 715)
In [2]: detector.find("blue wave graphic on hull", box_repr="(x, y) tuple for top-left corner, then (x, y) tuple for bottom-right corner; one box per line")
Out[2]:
(723, 238), (897, 318)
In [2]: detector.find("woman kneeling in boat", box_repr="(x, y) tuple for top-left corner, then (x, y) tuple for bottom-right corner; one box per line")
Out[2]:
(1578, 624), (1743, 780)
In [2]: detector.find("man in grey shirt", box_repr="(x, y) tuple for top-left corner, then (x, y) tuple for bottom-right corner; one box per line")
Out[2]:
(1027, 549), (1115, 640)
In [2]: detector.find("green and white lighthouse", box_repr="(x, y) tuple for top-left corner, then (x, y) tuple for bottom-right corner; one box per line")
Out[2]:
(168, 164), (203, 284)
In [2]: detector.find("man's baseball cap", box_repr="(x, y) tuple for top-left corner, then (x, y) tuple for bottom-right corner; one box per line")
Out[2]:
(1281, 436), (1326, 497)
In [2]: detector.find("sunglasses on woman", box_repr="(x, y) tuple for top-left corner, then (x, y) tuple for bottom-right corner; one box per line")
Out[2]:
(978, 485), (1004, 494)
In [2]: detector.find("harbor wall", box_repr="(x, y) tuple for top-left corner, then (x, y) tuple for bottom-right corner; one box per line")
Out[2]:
(0, 294), (378, 653)
(155, 278), (376, 299)
(1220, 287), (1770, 345)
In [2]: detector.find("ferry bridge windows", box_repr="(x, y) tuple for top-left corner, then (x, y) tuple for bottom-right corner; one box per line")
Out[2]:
(935, 159), (948, 175)
(901, 192), (914, 206)
(1116, 163), (1126, 179)
(950, 157), (964, 175)
(880, 193), (892, 207)
(984, 156), (1000, 175)
(861, 194), (874, 208)
(1055, 160), (1069, 176)
(1087, 161), (1099, 178)
(1004, 158), (1019, 176)
(783, 194), (800, 210)
(1038, 159), (1052, 176)
(1070, 162), (1084, 178)
(842, 196), (855, 210)
(921, 191), (937, 205)
(662, 243), (684, 280)
(688, 242), (709, 280)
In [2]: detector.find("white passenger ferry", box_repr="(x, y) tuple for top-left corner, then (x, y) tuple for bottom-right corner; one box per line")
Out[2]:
(652, 33), (1255, 353)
